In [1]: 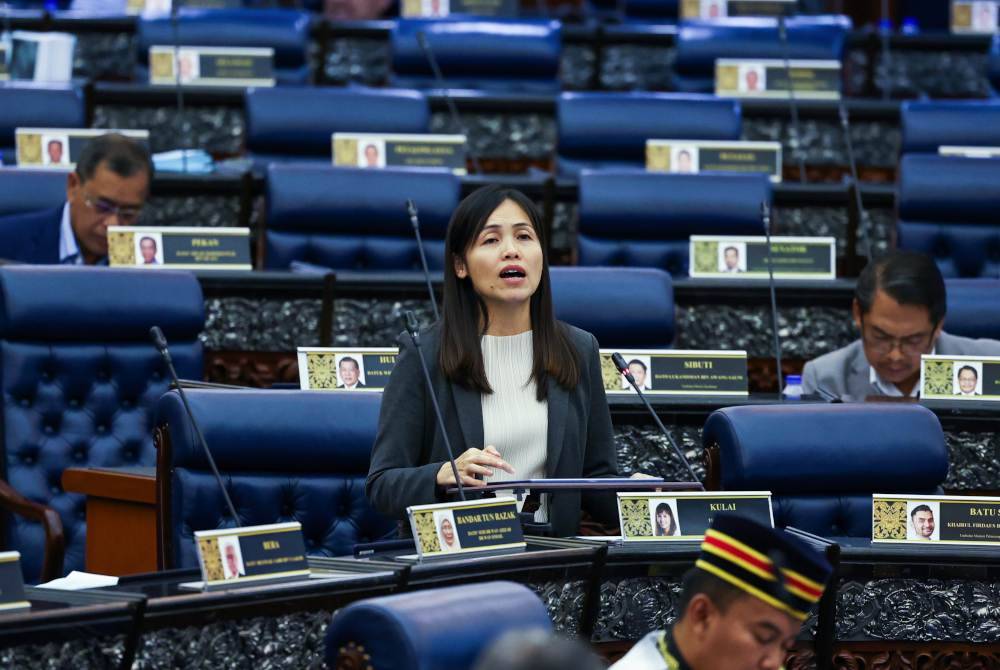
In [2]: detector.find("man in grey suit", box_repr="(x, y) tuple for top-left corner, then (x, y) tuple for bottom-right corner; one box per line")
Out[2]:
(803, 251), (1000, 401)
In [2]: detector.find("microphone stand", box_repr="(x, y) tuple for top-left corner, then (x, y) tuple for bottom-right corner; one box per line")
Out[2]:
(407, 199), (440, 322)
(761, 202), (784, 394)
(839, 103), (873, 265)
(778, 16), (806, 184)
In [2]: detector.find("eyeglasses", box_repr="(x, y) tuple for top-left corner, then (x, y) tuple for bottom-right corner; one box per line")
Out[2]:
(861, 322), (934, 357)
(82, 191), (143, 225)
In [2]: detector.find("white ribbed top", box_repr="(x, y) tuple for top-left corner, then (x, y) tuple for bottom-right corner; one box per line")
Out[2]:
(481, 330), (548, 483)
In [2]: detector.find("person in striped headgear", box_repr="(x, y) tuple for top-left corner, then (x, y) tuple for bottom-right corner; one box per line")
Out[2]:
(612, 513), (833, 670)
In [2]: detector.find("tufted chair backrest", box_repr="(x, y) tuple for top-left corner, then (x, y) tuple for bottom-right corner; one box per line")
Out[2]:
(900, 101), (1000, 154)
(0, 84), (85, 162)
(155, 389), (396, 569)
(0, 267), (204, 582)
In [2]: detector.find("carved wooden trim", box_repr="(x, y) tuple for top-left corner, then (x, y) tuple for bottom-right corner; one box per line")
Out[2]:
(154, 422), (174, 571)
(0, 478), (64, 582)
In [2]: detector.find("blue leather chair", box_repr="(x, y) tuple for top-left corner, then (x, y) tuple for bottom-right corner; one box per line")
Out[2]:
(325, 581), (552, 670)
(551, 266), (675, 348)
(897, 154), (1000, 278)
(556, 92), (742, 176)
(264, 164), (461, 271)
(990, 35), (1000, 97)
(900, 101), (1000, 154)
(703, 404), (948, 539)
(0, 169), (66, 217)
(577, 169), (770, 276)
(674, 16), (852, 93)
(390, 19), (562, 92)
(945, 279), (1000, 340)
(0, 84), (85, 165)
(136, 9), (312, 86)
(155, 389), (396, 570)
(245, 87), (430, 166)
(0, 267), (204, 582)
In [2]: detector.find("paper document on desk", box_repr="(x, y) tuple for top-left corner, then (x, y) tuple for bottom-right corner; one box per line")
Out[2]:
(38, 570), (119, 591)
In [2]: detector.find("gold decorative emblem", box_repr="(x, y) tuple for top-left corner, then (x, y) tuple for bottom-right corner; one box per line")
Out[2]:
(716, 65), (738, 93)
(621, 498), (654, 538)
(601, 354), (622, 391)
(150, 51), (175, 79)
(412, 510), (441, 554)
(333, 138), (360, 167)
(198, 537), (225, 581)
(692, 240), (719, 274)
(923, 359), (952, 396)
(306, 353), (339, 389)
(107, 230), (136, 266)
(16, 134), (42, 166)
(646, 143), (671, 172)
(401, 0), (422, 16)
(680, 0), (701, 19)
(872, 500), (907, 540)
(952, 4), (972, 29)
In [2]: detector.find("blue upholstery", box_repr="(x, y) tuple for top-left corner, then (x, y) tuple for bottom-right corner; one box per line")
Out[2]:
(901, 101), (1000, 154)
(703, 404), (948, 538)
(0, 267), (204, 582)
(556, 92), (742, 176)
(391, 19), (561, 92)
(897, 154), (1000, 278)
(945, 279), (1000, 340)
(0, 84), (84, 162)
(265, 164), (461, 271)
(136, 9), (312, 85)
(245, 87), (430, 164)
(990, 35), (1000, 97)
(0, 169), (65, 217)
(577, 169), (770, 276)
(156, 389), (396, 569)
(551, 267), (675, 348)
(325, 581), (552, 670)
(674, 16), (852, 93)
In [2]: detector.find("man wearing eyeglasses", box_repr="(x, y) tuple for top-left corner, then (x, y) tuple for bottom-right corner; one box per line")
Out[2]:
(802, 251), (1000, 401)
(0, 133), (152, 265)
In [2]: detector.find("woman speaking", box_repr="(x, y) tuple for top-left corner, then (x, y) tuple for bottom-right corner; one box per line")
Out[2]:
(366, 185), (620, 537)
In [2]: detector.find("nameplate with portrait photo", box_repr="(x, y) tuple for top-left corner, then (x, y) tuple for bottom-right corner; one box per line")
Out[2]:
(920, 354), (1000, 402)
(680, 0), (795, 19)
(715, 58), (842, 100)
(0, 552), (29, 612)
(400, 0), (518, 17)
(333, 133), (467, 175)
(600, 349), (748, 396)
(149, 46), (275, 87)
(689, 235), (836, 280)
(127, 0), (241, 16)
(646, 139), (782, 182)
(951, 1), (998, 34)
(406, 498), (525, 561)
(297, 347), (399, 392)
(873, 494), (1000, 546)
(15, 128), (150, 170)
(107, 226), (252, 270)
(191, 522), (310, 591)
(939, 145), (1000, 159)
(618, 492), (773, 543)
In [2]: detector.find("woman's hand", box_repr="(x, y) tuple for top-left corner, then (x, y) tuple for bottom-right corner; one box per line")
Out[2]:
(436, 445), (515, 488)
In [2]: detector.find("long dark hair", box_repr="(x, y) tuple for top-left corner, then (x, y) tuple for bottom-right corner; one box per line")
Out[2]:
(438, 185), (579, 401)
(655, 502), (676, 536)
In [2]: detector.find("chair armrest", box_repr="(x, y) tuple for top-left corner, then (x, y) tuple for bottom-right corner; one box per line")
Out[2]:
(0, 479), (65, 582)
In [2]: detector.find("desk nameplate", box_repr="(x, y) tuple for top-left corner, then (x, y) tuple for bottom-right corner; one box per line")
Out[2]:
(406, 497), (524, 560)
(600, 349), (748, 396)
(149, 46), (275, 87)
(400, 0), (518, 17)
(873, 494), (1000, 546)
(108, 226), (252, 270)
(715, 58), (842, 100)
(920, 354), (1000, 401)
(680, 0), (796, 18)
(297, 347), (398, 391)
(647, 139), (782, 182)
(193, 522), (309, 590)
(950, 1), (998, 34)
(618, 491), (774, 542)
(333, 132), (467, 175)
(690, 235), (836, 280)
(16, 128), (149, 170)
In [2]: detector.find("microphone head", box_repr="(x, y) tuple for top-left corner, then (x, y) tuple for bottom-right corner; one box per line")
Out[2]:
(610, 352), (629, 373)
(149, 326), (169, 353)
(404, 310), (421, 335)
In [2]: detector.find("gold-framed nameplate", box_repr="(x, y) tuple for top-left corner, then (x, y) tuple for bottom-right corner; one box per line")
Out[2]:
(333, 133), (467, 175)
(107, 226), (252, 270)
(296, 347), (399, 391)
(400, 0), (517, 17)
(920, 354), (1000, 401)
(16, 128), (149, 170)
(192, 522), (309, 590)
(939, 145), (1000, 159)
(128, 0), (241, 15)
(873, 494), (1000, 546)
(149, 46), (275, 87)
(407, 498), (525, 560)
(715, 58), (842, 100)
(689, 235), (836, 280)
(600, 349), (748, 396)
(619, 492), (773, 542)
(0, 552), (29, 612)
(646, 139), (782, 182)
(951, 1), (998, 34)
(680, 0), (795, 18)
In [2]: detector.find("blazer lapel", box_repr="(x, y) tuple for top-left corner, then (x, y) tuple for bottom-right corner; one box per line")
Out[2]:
(848, 343), (875, 399)
(451, 381), (483, 450)
(545, 377), (568, 477)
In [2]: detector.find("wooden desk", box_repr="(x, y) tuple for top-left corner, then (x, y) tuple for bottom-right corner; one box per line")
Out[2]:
(61, 467), (156, 576)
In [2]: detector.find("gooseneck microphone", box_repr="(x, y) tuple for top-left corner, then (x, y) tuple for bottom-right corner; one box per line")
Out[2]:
(407, 199), (440, 322)
(150, 326), (239, 524)
(401, 310), (466, 500)
(611, 352), (705, 491)
(415, 30), (483, 176)
(838, 104), (873, 264)
(761, 202), (785, 394)
(777, 16), (806, 184)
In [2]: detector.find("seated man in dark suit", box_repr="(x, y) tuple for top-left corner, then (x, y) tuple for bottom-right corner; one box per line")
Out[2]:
(803, 251), (1000, 401)
(0, 133), (152, 265)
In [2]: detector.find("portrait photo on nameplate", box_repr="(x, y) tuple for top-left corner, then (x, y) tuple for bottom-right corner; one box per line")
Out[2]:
(193, 522), (310, 589)
(690, 235), (836, 280)
(297, 347), (399, 391)
(646, 139), (782, 182)
(16, 128), (149, 170)
(149, 46), (275, 87)
(406, 498), (525, 560)
(715, 58), (842, 100)
(618, 492), (774, 542)
(873, 494), (1000, 546)
(951, 0), (999, 34)
(920, 354), (1000, 401)
(600, 349), (748, 396)
(333, 133), (467, 175)
(108, 226), (252, 270)
(400, 0), (518, 17)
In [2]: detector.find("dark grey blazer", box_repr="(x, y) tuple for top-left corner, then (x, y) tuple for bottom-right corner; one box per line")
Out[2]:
(366, 322), (620, 537)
